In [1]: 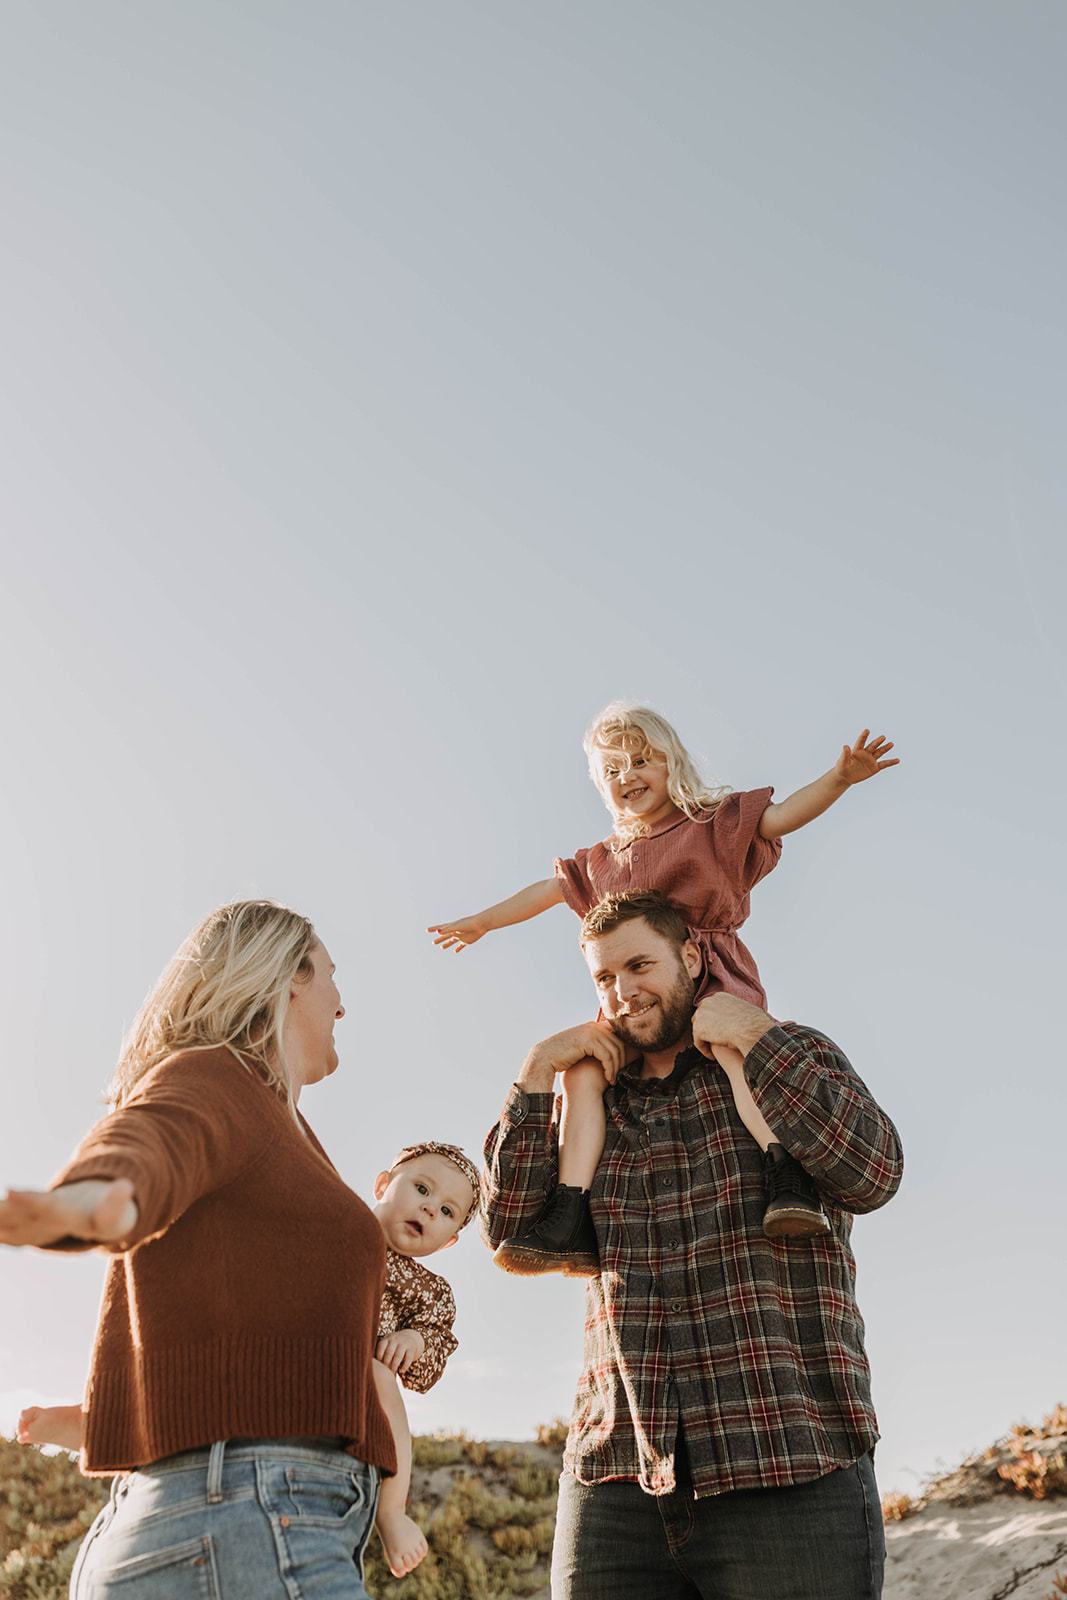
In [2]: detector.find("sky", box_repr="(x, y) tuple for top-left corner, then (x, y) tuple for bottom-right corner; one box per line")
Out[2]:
(0, 1), (1064, 1502)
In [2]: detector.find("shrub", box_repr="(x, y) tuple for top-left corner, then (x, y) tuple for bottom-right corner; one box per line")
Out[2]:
(881, 1490), (917, 1523)
(0, 1437), (108, 1600)
(535, 1419), (568, 1450)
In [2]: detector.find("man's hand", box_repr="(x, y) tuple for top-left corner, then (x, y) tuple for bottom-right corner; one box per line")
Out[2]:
(0, 1178), (138, 1249)
(692, 994), (777, 1070)
(833, 729), (898, 786)
(518, 1022), (628, 1093)
(376, 1328), (426, 1376)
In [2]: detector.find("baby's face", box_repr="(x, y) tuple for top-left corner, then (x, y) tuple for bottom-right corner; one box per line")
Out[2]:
(373, 1153), (474, 1259)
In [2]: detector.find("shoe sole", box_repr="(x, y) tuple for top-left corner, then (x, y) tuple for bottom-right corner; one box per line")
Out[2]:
(493, 1246), (600, 1278)
(763, 1208), (832, 1239)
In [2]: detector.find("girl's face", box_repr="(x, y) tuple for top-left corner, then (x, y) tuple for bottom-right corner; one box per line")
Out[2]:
(593, 742), (676, 827)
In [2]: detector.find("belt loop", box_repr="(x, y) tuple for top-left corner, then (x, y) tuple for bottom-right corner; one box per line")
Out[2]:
(206, 1440), (226, 1504)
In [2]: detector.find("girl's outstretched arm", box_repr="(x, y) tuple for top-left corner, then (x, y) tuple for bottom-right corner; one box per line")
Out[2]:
(428, 877), (564, 952)
(758, 729), (899, 840)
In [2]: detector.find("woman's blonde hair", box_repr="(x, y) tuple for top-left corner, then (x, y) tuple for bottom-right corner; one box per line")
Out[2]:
(109, 900), (317, 1119)
(583, 701), (732, 845)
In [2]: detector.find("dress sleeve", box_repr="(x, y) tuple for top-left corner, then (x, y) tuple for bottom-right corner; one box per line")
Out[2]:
(399, 1275), (459, 1394)
(554, 849), (596, 916)
(709, 787), (782, 894)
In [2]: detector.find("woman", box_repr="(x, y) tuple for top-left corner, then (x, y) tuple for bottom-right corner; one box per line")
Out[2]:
(0, 900), (393, 1598)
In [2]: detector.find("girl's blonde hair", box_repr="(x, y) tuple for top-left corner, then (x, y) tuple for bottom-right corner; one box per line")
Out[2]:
(109, 900), (317, 1120)
(583, 701), (732, 845)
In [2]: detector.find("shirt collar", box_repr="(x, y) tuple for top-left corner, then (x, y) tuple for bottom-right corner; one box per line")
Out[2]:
(613, 1044), (707, 1099)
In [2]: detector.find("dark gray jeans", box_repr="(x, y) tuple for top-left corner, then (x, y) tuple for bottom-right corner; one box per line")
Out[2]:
(551, 1452), (884, 1600)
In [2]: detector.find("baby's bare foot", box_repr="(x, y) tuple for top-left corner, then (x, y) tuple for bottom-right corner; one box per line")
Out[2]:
(376, 1509), (428, 1577)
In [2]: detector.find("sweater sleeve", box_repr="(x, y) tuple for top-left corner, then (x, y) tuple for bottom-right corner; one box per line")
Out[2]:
(481, 1087), (560, 1250)
(743, 1024), (903, 1214)
(48, 1051), (283, 1251)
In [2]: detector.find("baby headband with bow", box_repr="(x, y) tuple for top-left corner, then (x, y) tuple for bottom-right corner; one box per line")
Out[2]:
(392, 1141), (481, 1229)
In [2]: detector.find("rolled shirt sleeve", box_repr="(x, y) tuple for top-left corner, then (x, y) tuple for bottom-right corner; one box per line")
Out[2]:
(743, 1023), (904, 1213)
(481, 1086), (560, 1250)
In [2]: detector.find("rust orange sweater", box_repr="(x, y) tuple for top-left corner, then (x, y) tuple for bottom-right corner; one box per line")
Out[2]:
(49, 1047), (396, 1478)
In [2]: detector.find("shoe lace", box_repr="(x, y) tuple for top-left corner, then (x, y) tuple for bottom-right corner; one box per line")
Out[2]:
(536, 1187), (574, 1231)
(765, 1155), (813, 1201)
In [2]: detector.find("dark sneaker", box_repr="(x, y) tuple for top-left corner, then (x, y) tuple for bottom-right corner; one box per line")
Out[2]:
(762, 1144), (832, 1239)
(493, 1185), (600, 1278)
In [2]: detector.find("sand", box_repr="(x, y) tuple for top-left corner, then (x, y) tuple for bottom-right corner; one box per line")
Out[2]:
(884, 1498), (1067, 1599)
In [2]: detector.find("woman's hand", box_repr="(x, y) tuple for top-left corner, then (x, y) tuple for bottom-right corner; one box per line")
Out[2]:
(376, 1328), (426, 1375)
(0, 1178), (138, 1248)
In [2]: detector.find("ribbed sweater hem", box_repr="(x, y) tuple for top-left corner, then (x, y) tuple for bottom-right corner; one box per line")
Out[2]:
(82, 1333), (396, 1478)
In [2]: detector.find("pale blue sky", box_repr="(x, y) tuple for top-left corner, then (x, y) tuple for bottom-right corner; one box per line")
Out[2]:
(1, 1), (1064, 1498)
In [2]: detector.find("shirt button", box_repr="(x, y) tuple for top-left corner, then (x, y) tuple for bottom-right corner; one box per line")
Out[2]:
(655, 1118), (666, 1127)
(672, 1303), (683, 1313)
(662, 1177), (673, 1188)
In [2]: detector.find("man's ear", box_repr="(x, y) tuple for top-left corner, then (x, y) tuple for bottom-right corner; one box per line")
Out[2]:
(682, 939), (702, 979)
(372, 1170), (392, 1201)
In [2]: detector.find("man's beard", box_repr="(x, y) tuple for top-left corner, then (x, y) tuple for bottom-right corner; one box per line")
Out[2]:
(610, 960), (696, 1056)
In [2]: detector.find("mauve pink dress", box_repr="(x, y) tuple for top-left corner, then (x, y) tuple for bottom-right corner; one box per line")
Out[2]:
(554, 787), (781, 1007)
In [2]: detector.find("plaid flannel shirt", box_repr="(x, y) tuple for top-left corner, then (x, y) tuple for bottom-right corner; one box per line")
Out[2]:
(482, 1023), (903, 1499)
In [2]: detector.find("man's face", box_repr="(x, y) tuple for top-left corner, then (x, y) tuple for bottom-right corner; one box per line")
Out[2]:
(583, 918), (701, 1055)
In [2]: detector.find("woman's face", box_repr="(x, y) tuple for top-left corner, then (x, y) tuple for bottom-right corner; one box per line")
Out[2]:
(285, 940), (345, 1094)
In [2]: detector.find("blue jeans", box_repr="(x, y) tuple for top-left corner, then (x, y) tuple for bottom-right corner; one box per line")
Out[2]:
(551, 1451), (884, 1600)
(70, 1439), (380, 1600)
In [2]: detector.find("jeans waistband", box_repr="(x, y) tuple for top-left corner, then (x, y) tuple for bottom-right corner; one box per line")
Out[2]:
(138, 1437), (361, 1490)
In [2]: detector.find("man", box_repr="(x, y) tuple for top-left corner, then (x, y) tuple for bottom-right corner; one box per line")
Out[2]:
(482, 889), (902, 1600)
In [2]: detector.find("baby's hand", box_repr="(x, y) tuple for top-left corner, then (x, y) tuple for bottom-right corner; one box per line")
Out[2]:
(376, 1328), (426, 1375)
(426, 916), (487, 952)
(834, 730), (899, 785)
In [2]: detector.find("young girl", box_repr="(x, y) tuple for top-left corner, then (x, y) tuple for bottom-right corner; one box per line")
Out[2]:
(428, 703), (898, 1267)
(19, 1139), (480, 1585)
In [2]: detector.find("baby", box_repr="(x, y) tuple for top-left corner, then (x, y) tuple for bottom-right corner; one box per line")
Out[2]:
(19, 1139), (480, 1582)
(369, 1141), (479, 1576)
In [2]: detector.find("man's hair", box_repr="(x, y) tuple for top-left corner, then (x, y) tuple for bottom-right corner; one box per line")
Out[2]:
(580, 890), (690, 947)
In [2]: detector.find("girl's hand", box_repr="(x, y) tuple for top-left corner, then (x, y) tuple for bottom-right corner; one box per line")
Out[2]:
(0, 1178), (138, 1248)
(427, 916), (487, 952)
(834, 730), (899, 786)
(376, 1328), (426, 1375)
